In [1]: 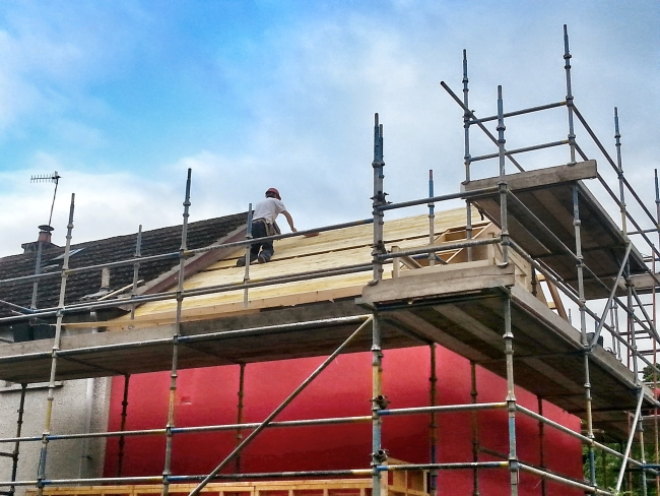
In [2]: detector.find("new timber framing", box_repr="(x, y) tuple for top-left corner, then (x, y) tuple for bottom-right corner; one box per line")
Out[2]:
(0, 24), (659, 496)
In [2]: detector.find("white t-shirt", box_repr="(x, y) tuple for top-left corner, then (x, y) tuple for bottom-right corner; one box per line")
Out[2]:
(253, 197), (287, 224)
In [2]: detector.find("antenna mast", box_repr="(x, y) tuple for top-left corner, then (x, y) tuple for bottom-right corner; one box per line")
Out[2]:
(30, 171), (61, 226)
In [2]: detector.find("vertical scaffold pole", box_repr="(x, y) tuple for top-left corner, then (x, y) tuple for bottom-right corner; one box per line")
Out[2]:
(372, 313), (385, 496)
(428, 170), (436, 267)
(537, 397), (547, 496)
(611, 302), (621, 360)
(470, 362), (480, 496)
(235, 363), (246, 474)
(655, 168), (660, 496)
(614, 108), (628, 236)
(574, 185), (596, 487)
(130, 226), (142, 320)
(117, 374), (130, 477)
(639, 414), (648, 496)
(497, 85), (509, 266)
(371, 114), (386, 285)
(36, 193), (75, 496)
(463, 50), (473, 262)
(563, 25), (577, 165)
(627, 274), (637, 382)
(601, 432), (608, 490)
(162, 169), (192, 496)
(503, 296), (518, 496)
(242, 205), (254, 307)
(429, 344), (438, 496)
(9, 384), (27, 496)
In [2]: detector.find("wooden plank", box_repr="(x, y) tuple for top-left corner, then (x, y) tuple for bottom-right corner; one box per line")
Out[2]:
(462, 160), (597, 192)
(360, 264), (516, 306)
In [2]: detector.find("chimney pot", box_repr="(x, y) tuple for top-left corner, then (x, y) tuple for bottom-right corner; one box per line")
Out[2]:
(37, 225), (54, 244)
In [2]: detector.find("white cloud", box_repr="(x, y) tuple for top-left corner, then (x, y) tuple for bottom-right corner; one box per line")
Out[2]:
(0, 0), (658, 260)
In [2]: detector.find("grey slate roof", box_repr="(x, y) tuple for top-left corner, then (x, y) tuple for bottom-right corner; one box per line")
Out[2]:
(0, 212), (247, 320)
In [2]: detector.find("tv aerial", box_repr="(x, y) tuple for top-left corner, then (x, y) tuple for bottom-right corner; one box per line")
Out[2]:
(30, 171), (61, 227)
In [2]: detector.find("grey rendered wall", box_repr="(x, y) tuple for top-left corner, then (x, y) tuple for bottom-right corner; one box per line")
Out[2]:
(0, 376), (111, 495)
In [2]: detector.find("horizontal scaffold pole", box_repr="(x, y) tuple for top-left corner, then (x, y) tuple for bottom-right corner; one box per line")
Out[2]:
(375, 186), (499, 212)
(0, 413), (373, 444)
(378, 402), (507, 416)
(376, 236), (500, 261)
(440, 81), (524, 173)
(0, 262), (374, 325)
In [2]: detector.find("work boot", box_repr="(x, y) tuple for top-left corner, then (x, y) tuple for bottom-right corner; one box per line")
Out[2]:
(236, 257), (246, 267)
(258, 253), (270, 264)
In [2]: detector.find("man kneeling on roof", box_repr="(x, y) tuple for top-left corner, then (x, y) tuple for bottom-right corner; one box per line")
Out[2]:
(237, 187), (297, 266)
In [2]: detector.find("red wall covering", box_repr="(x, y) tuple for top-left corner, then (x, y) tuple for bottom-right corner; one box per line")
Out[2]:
(104, 346), (582, 495)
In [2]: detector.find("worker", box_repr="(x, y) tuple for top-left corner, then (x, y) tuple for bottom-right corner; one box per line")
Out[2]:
(236, 187), (297, 266)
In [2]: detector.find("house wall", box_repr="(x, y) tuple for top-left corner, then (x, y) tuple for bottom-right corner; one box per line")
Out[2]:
(0, 376), (111, 492)
(103, 346), (583, 495)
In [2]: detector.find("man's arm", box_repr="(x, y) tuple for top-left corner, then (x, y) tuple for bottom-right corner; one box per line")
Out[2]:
(282, 211), (297, 232)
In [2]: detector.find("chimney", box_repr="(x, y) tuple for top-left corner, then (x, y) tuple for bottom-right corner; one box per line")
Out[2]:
(37, 225), (53, 244)
(22, 225), (58, 254)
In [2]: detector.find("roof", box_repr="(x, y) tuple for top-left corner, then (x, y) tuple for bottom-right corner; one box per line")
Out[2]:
(101, 208), (492, 329)
(0, 213), (247, 320)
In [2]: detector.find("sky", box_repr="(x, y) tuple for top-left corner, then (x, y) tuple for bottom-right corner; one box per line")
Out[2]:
(0, 0), (658, 257)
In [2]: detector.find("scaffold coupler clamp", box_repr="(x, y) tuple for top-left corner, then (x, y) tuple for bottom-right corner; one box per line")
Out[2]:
(373, 394), (390, 410)
(372, 449), (388, 464)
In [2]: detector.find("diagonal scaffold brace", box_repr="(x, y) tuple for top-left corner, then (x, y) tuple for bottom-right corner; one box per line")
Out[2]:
(188, 315), (374, 496)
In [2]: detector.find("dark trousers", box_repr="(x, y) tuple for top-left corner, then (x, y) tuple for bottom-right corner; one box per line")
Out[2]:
(248, 220), (273, 262)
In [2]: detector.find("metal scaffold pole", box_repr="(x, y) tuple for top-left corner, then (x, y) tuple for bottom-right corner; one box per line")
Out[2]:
(36, 193), (76, 496)
(188, 316), (373, 496)
(470, 362), (480, 496)
(117, 374), (131, 477)
(655, 168), (660, 496)
(496, 85), (509, 266)
(428, 170), (436, 267)
(563, 24), (577, 165)
(235, 363), (246, 474)
(537, 397), (547, 496)
(129, 226), (142, 320)
(574, 184), (597, 487)
(162, 169), (193, 496)
(9, 384), (27, 496)
(371, 113), (386, 285)
(428, 344), (438, 496)
(371, 312), (385, 496)
(242, 205), (253, 307)
(503, 296), (518, 496)
(614, 108), (628, 236)
(463, 50), (474, 262)
(639, 415), (648, 496)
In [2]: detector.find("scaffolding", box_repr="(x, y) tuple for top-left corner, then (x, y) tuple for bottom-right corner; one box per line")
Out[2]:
(0, 25), (659, 496)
